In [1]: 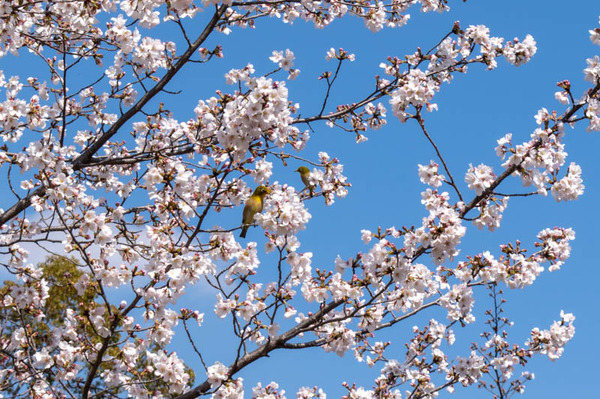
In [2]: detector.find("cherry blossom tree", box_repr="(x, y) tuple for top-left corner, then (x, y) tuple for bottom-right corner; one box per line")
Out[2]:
(0, 0), (594, 398)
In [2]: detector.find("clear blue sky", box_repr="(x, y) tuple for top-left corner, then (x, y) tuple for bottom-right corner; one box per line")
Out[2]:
(3, 0), (600, 397)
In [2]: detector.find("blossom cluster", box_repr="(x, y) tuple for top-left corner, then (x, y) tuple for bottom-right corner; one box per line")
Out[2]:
(418, 161), (445, 188)
(205, 66), (306, 159)
(527, 311), (576, 361)
(494, 114), (585, 202)
(256, 184), (312, 236)
(452, 227), (574, 288)
(406, 189), (466, 265)
(385, 25), (536, 122)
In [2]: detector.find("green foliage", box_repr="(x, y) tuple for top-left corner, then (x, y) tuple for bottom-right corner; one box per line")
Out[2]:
(0, 256), (194, 397)
(39, 255), (97, 323)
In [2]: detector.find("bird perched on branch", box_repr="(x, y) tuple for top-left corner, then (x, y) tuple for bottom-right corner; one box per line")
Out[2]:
(240, 185), (271, 238)
(295, 166), (314, 197)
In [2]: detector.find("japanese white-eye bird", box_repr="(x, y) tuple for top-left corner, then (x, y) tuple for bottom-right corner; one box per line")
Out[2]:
(295, 166), (314, 197)
(240, 185), (271, 238)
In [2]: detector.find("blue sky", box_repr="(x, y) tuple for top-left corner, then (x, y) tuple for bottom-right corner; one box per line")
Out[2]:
(166, 1), (600, 397)
(3, 0), (600, 397)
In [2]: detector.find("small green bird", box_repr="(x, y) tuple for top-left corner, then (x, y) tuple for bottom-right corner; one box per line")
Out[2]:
(240, 185), (271, 238)
(295, 166), (314, 197)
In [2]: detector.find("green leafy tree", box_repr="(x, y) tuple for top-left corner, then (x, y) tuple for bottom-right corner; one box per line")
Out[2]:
(0, 256), (194, 397)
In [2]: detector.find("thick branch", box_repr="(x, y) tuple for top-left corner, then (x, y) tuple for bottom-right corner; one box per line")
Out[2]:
(175, 299), (344, 399)
(0, 5), (228, 228)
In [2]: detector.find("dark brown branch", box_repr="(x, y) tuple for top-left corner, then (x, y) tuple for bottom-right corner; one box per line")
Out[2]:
(175, 299), (344, 399)
(415, 111), (464, 202)
(460, 81), (600, 218)
(0, 5), (228, 228)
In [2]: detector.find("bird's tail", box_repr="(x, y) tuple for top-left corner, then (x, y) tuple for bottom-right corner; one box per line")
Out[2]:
(240, 225), (248, 238)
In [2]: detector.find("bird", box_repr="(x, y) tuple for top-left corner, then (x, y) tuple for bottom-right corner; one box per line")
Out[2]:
(295, 166), (314, 197)
(240, 185), (271, 238)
